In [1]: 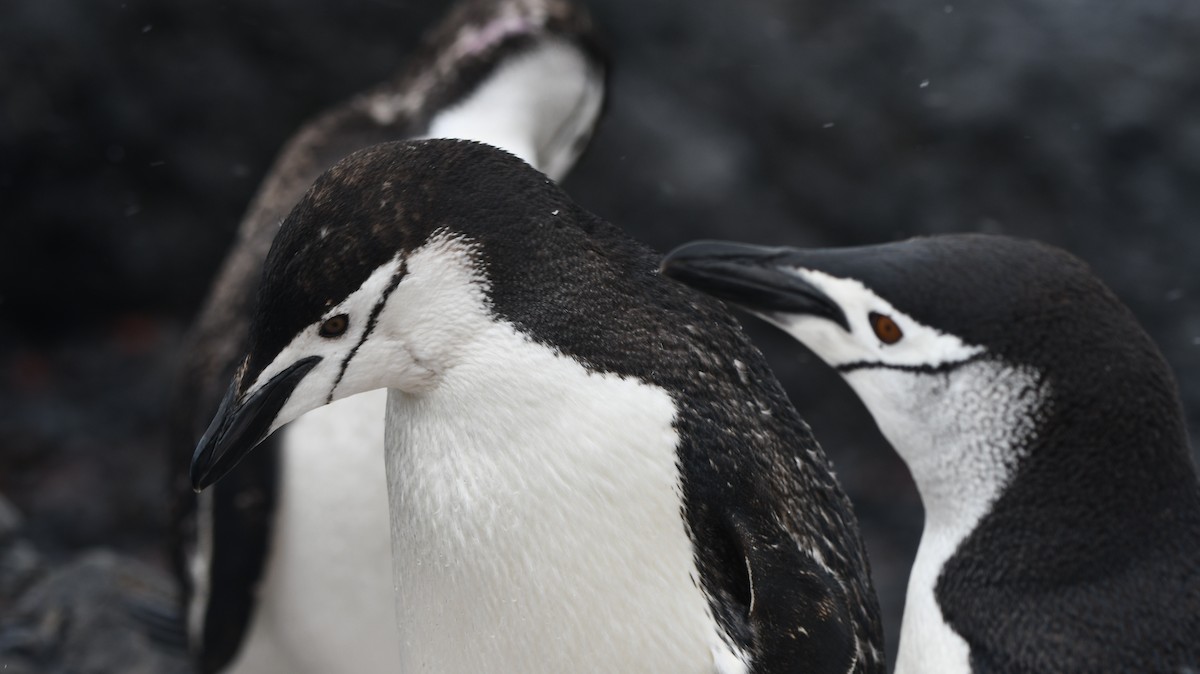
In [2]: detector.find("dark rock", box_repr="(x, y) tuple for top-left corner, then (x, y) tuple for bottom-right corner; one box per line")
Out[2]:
(0, 540), (41, 608)
(0, 492), (24, 542)
(0, 551), (192, 674)
(0, 493), (40, 607)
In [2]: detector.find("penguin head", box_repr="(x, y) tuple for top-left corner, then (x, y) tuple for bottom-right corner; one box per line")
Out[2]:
(661, 234), (1170, 494)
(659, 236), (1041, 373)
(191, 139), (575, 490)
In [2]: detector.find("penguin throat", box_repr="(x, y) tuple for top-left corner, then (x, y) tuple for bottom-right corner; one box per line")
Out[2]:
(847, 359), (1047, 673)
(847, 359), (1045, 521)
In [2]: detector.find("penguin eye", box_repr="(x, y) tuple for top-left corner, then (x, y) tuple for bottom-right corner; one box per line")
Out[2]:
(318, 314), (349, 338)
(869, 312), (903, 345)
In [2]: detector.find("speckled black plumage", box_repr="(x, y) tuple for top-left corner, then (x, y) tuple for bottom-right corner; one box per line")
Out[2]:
(242, 138), (885, 673)
(769, 235), (1200, 672)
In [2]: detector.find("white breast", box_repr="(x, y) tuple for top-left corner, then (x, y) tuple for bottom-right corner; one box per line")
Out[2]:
(379, 250), (739, 672)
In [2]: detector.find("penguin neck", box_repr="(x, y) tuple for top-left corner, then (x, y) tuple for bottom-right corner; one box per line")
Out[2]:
(422, 38), (603, 182)
(850, 358), (1046, 534)
(848, 358), (1049, 673)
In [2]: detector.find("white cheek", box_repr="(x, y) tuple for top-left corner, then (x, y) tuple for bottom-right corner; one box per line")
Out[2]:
(265, 328), (414, 436)
(780, 269), (983, 369)
(243, 258), (409, 432)
(770, 312), (870, 368)
(842, 369), (941, 453)
(371, 232), (492, 388)
(287, 232), (492, 409)
(241, 328), (370, 436)
(246, 260), (405, 398)
(866, 323), (981, 369)
(338, 336), (430, 397)
(242, 234), (492, 437)
(269, 357), (343, 434)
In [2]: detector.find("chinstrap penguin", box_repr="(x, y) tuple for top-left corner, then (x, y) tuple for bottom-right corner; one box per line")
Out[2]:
(170, 1), (606, 671)
(661, 234), (1200, 673)
(189, 139), (886, 673)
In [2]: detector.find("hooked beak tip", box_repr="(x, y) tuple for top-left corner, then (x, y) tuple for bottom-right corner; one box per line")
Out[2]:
(190, 462), (214, 493)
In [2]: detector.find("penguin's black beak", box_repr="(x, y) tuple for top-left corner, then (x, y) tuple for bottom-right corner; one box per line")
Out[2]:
(660, 240), (849, 330)
(190, 356), (322, 492)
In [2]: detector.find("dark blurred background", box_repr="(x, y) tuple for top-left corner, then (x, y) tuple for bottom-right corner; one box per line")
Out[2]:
(2, 0), (1198, 670)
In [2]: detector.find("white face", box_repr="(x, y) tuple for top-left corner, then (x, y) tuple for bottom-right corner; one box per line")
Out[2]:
(243, 232), (490, 436)
(753, 267), (987, 483)
(753, 266), (1050, 514)
(763, 268), (983, 372)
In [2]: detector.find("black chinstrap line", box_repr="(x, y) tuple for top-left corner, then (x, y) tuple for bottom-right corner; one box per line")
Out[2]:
(326, 262), (408, 404)
(835, 351), (987, 375)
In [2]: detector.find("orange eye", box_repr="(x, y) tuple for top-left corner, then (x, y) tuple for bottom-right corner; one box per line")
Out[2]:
(869, 312), (903, 344)
(319, 314), (349, 338)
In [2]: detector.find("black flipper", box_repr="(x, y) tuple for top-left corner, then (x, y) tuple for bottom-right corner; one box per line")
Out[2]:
(728, 512), (865, 674)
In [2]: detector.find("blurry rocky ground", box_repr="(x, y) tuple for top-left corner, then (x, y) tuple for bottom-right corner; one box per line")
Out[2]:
(2, 0), (1198, 670)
